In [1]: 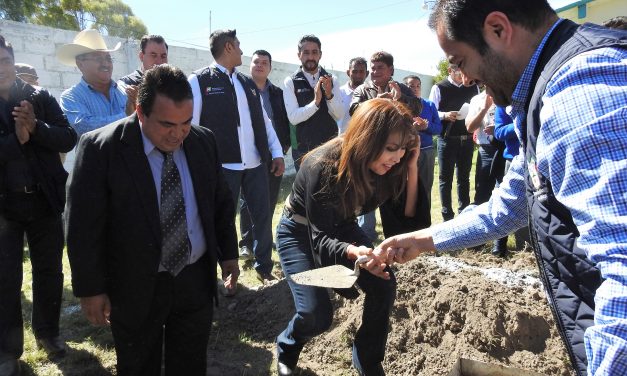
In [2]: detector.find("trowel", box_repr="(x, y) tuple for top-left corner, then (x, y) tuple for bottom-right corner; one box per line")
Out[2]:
(290, 254), (375, 289)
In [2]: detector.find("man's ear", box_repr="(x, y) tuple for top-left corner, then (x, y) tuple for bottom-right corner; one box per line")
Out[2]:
(483, 11), (513, 50)
(136, 104), (145, 122)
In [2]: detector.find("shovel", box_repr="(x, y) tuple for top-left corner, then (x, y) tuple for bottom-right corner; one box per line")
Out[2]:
(290, 254), (375, 289)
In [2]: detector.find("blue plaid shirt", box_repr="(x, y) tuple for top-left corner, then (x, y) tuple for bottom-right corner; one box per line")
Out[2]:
(431, 19), (627, 375)
(60, 78), (127, 137)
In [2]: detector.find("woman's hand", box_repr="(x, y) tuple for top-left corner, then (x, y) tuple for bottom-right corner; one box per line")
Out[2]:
(347, 245), (391, 280)
(407, 134), (421, 167)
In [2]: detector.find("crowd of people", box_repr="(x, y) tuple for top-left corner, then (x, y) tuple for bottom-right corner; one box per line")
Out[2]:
(0, 1), (625, 375)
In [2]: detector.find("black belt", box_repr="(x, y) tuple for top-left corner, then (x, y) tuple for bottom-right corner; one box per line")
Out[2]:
(8, 185), (41, 194)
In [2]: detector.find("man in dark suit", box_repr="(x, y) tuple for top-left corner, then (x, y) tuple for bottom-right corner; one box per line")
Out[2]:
(66, 64), (239, 375)
(0, 35), (77, 376)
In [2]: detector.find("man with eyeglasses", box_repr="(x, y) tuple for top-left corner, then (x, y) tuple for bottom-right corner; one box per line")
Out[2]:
(57, 30), (133, 139)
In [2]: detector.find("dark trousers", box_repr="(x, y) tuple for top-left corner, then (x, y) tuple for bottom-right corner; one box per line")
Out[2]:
(275, 216), (395, 374)
(474, 144), (508, 249)
(0, 191), (63, 361)
(110, 256), (213, 376)
(474, 144), (500, 204)
(222, 164), (273, 274)
(438, 137), (474, 221)
(239, 160), (283, 250)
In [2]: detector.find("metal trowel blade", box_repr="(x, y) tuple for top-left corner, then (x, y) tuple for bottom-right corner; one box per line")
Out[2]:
(290, 264), (358, 289)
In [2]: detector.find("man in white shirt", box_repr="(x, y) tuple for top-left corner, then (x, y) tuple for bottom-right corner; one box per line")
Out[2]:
(283, 35), (344, 170)
(337, 57), (368, 134)
(188, 29), (284, 286)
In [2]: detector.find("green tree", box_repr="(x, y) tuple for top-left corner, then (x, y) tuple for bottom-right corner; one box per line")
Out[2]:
(86, 0), (147, 39)
(9, 0), (148, 39)
(433, 58), (449, 83)
(0, 0), (40, 22)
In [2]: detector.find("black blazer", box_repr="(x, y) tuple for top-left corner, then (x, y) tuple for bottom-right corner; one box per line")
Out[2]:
(66, 114), (238, 328)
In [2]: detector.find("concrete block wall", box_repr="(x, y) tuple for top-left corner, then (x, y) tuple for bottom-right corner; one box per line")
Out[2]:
(1, 20), (433, 173)
(1, 19), (432, 98)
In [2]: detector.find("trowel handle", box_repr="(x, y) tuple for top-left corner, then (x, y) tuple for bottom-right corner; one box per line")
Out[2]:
(353, 255), (371, 274)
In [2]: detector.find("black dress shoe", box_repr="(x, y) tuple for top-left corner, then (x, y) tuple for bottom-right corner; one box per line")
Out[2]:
(257, 271), (277, 284)
(0, 358), (21, 376)
(277, 361), (294, 376)
(36, 336), (67, 358)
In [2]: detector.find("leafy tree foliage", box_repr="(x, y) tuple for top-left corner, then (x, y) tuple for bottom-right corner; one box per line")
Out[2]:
(2, 0), (148, 39)
(433, 58), (449, 84)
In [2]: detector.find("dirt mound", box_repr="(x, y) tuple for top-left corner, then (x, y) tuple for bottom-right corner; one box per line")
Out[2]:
(209, 250), (575, 376)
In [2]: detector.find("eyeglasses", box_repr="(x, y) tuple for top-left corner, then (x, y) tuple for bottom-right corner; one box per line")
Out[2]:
(80, 56), (114, 65)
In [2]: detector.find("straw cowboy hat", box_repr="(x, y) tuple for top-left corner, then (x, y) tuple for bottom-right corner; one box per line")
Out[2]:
(56, 29), (121, 67)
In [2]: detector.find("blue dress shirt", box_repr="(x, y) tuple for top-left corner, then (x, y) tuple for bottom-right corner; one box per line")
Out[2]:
(60, 78), (127, 137)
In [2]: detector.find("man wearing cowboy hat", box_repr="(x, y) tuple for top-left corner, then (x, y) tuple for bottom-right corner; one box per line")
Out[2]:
(57, 29), (133, 139)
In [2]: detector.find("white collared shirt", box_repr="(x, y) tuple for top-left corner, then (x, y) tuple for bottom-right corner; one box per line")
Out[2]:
(282, 67), (344, 126)
(188, 63), (282, 170)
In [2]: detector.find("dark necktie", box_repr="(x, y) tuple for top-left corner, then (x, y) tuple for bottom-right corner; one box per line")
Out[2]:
(159, 151), (190, 276)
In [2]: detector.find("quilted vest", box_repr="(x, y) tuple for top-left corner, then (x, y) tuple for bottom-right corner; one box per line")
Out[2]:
(523, 20), (626, 376)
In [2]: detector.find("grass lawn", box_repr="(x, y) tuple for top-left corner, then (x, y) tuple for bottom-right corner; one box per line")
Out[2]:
(18, 146), (506, 375)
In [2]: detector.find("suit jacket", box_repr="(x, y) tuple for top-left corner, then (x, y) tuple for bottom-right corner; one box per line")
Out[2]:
(66, 114), (238, 328)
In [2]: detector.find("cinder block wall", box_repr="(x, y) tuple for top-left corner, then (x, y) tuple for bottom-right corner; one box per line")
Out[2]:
(1, 19), (432, 98)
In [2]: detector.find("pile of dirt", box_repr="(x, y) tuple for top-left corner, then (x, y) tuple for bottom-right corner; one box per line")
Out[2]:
(208, 249), (575, 376)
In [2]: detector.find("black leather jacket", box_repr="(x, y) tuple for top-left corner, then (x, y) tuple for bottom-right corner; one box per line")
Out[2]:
(0, 78), (77, 214)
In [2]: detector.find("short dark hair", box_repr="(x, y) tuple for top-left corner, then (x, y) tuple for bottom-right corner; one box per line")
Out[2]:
(209, 29), (237, 59)
(298, 35), (321, 52)
(403, 75), (421, 84)
(140, 35), (168, 53)
(348, 57), (367, 69)
(603, 16), (627, 30)
(253, 49), (272, 65)
(138, 64), (192, 117)
(428, 0), (555, 54)
(370, 51), (394, 67)
(0, 35), (15, 59)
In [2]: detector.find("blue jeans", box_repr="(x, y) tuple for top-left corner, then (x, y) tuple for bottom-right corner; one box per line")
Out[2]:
(239, 161), (283, 249)
(357, 211), (377, 242)
(438, 137), (474, 221)
(275, 215), (395, 374)
(292, 148), (305, 173)
(222, 164), (273, 274)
